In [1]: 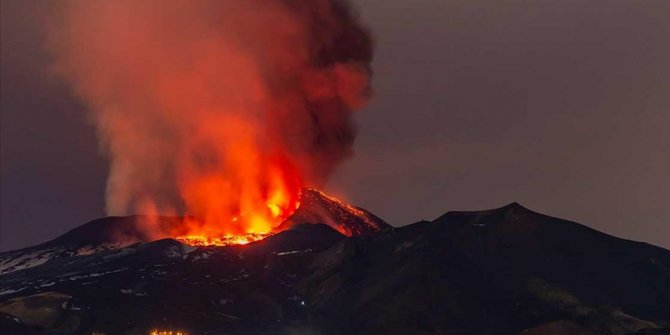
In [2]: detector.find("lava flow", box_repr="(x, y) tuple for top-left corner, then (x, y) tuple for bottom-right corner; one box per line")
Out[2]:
(173, 180), (302, 247)
(149, 330), (188, 335)
(175, 233), (272, 247)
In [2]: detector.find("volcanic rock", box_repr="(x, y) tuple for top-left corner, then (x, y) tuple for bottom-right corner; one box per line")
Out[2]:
(1, 201), (669, 335)
(278, 188), (392, 236)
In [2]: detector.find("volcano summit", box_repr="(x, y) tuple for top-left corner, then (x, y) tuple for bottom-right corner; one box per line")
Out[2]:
(1, 191), (669, 335)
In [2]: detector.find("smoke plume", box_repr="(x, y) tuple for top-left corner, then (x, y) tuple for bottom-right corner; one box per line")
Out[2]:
(45, 0), (373, 235)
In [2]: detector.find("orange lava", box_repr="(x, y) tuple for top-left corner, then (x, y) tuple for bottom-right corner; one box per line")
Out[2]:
(173, 185), (301, 246)
(175, 232), (272, 247)
(172, 153), (303, 243)
(150, 330), (188, 335)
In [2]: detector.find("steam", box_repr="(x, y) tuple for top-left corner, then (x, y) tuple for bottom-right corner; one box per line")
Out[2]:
(45, 0), (373, 233)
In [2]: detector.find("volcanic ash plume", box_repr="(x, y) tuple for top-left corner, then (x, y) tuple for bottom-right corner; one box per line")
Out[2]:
(46, 0), (373, 238)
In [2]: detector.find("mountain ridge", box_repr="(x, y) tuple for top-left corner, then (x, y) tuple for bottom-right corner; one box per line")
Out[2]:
(1, 197), (668, 335)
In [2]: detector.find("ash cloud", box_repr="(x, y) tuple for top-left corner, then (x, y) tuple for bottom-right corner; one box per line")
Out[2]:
(44, 0), (373, 229)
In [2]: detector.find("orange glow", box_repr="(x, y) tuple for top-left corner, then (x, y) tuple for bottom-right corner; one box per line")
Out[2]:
(174, 167), (301, 246)
(175, 232), (271, 247)
(150, 330), (188, 335)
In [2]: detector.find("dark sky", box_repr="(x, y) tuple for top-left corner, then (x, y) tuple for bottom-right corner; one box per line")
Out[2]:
(2, 0), (669, 251)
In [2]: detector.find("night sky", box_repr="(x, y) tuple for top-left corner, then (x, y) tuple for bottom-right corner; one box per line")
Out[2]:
(2, 0), (669, 251)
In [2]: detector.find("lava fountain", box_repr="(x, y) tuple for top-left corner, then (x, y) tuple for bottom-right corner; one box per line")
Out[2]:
(45, 0), (373, 245)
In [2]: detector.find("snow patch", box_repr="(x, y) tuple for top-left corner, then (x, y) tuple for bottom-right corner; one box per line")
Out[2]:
(275, 249), (312, 256)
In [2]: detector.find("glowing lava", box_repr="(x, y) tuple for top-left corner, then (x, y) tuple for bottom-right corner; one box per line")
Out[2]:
(173, 185), (301, 246)
(175, 232), (273, 247)
(150, 330), (188, 335)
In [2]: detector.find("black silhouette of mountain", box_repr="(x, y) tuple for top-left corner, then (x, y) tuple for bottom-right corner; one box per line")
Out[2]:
(1, 198), (669, 335)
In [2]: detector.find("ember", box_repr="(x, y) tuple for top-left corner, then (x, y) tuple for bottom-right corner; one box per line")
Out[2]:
(149, 330), (188, 335)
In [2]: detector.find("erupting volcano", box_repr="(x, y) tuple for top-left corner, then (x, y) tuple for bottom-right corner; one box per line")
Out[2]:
(173, 187), (391, 246)
(2, 0), (669, 334)
(45, 0), (373, 246)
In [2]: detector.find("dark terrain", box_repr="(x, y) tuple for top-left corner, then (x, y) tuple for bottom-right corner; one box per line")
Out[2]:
(1, 191), (669, 335)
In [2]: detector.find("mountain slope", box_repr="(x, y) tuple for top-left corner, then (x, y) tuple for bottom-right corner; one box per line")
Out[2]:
(303, 203), (670, 334)
(277, 188), (391, 236)
(1, 202), (668, 335)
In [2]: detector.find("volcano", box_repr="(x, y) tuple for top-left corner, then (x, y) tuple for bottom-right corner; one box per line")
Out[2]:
(1, 192), (669, 335)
